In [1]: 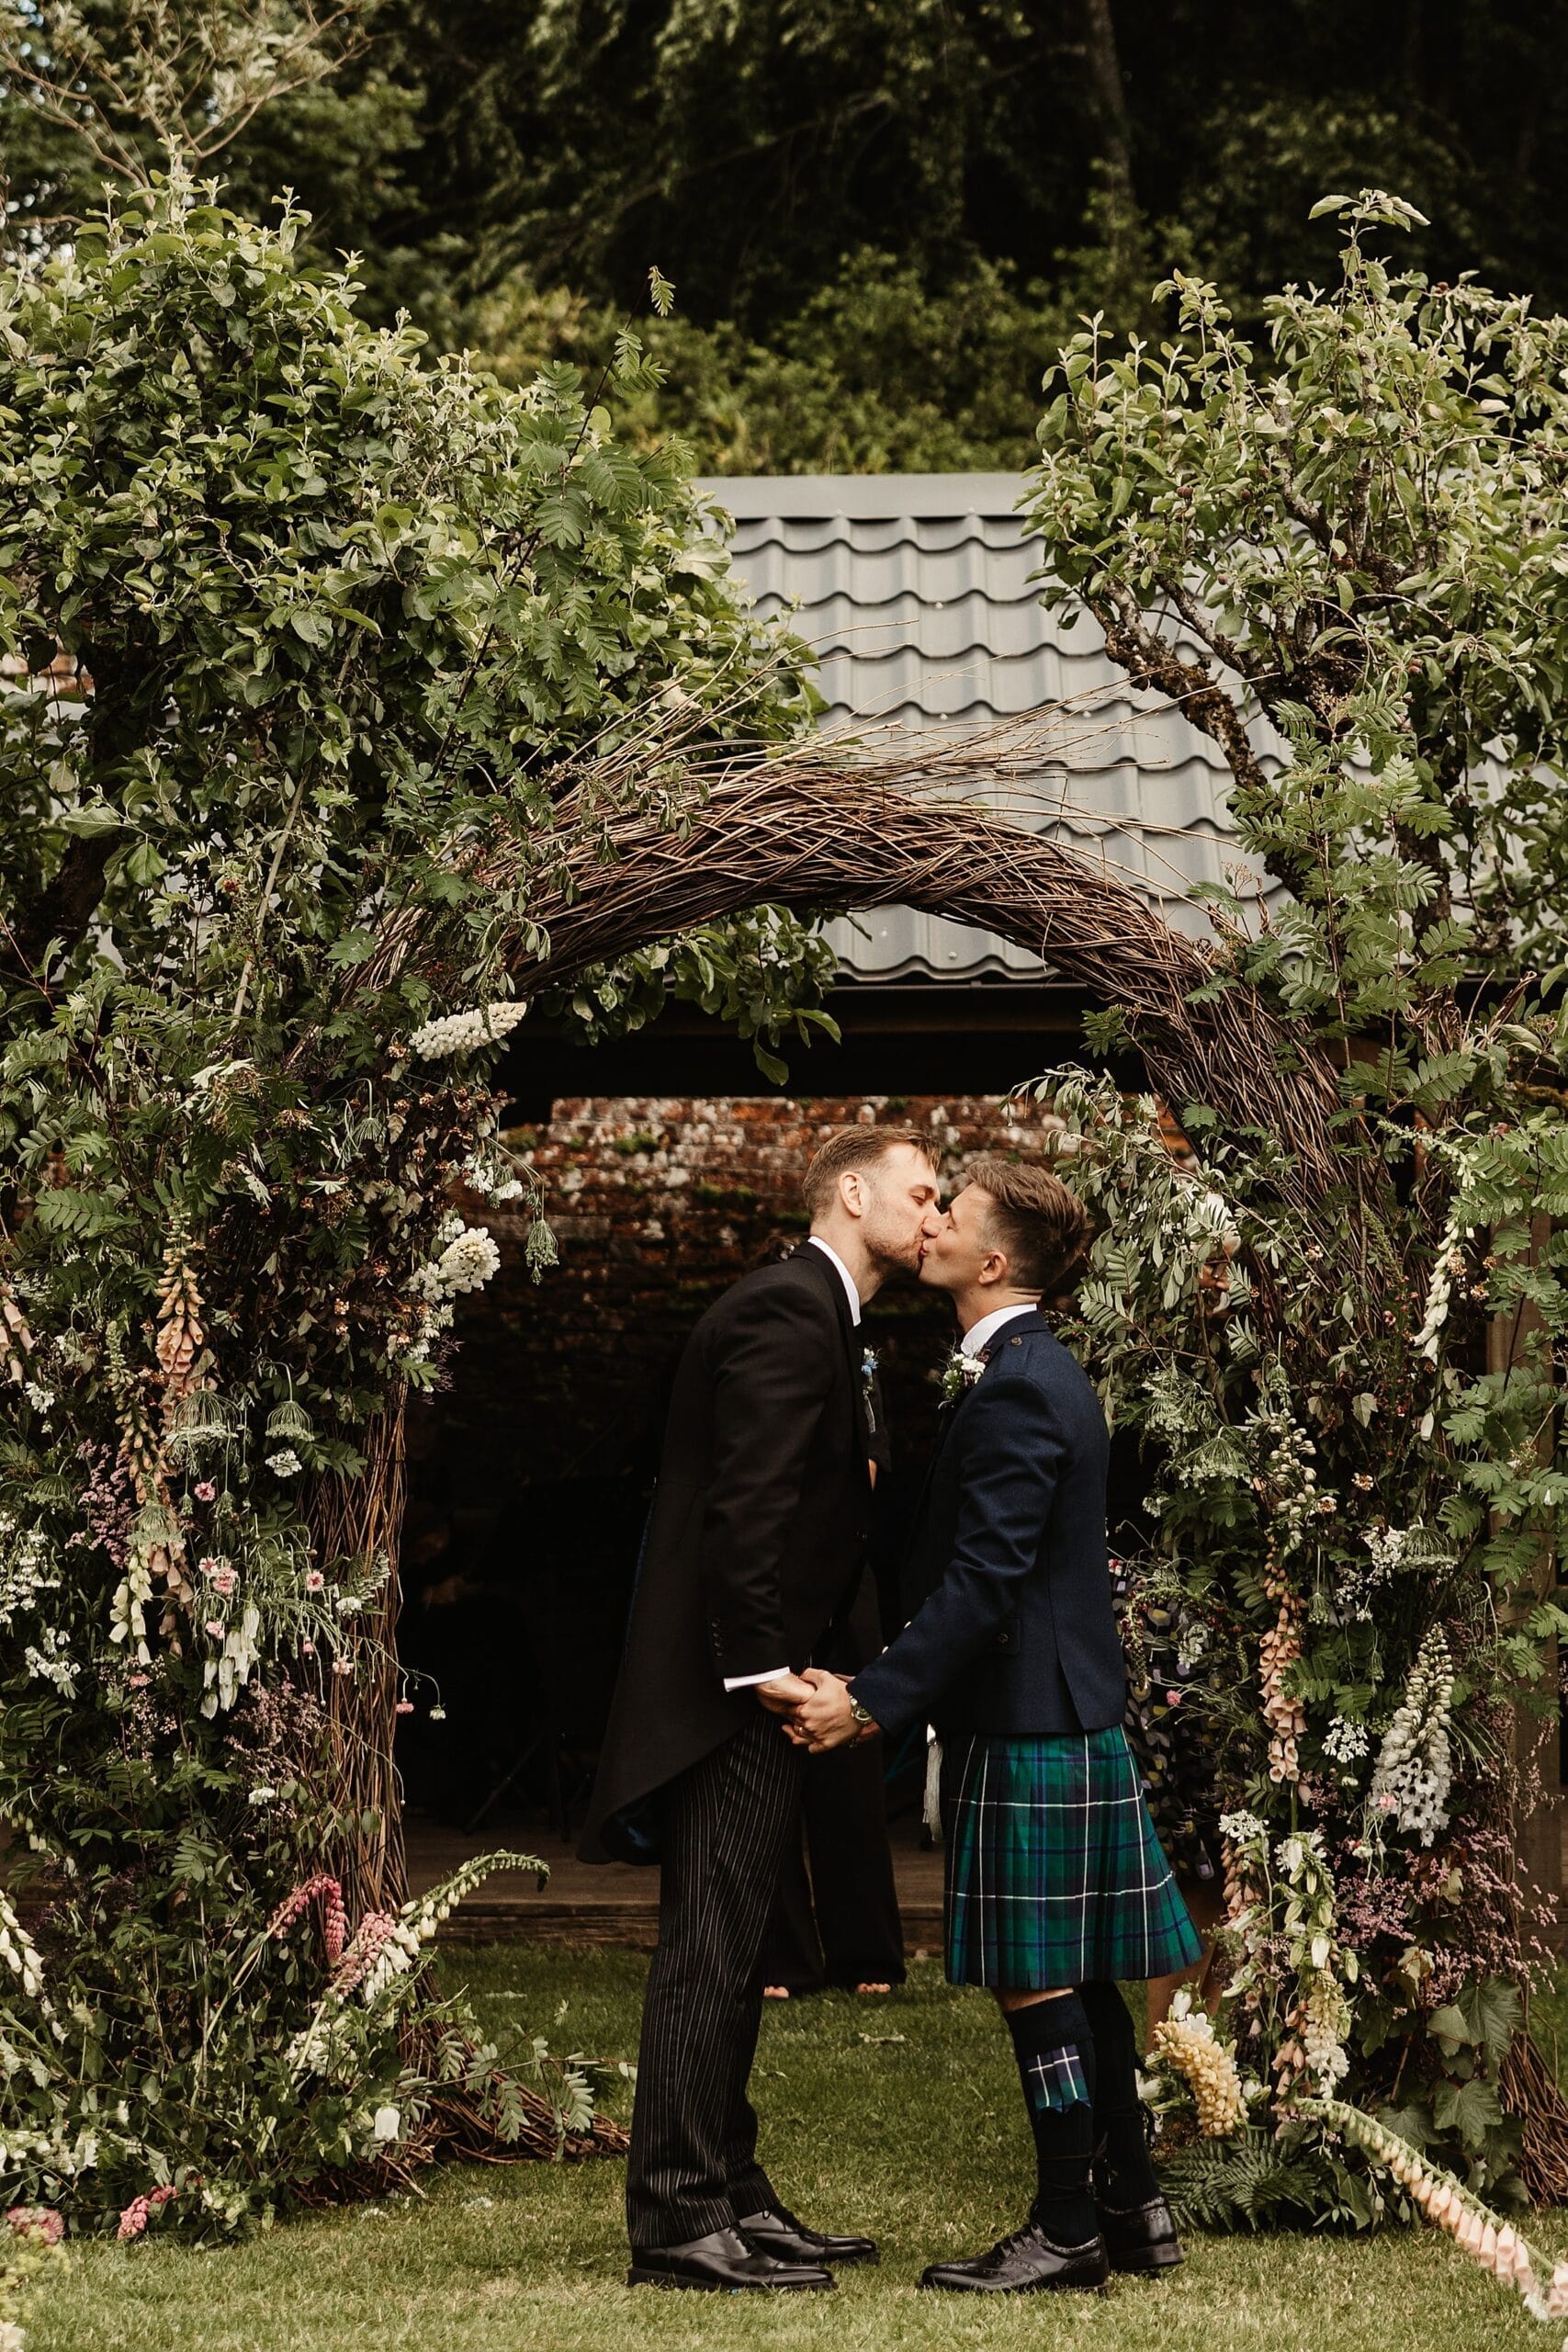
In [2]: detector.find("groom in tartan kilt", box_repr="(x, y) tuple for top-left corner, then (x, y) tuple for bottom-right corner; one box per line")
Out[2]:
(773, 1159), (1201, 2293)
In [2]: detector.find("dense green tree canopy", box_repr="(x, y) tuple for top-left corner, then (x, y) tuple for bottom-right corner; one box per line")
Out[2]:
(8, 2), (1568, 469)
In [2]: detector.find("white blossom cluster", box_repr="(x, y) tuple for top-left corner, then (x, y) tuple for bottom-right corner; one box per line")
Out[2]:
(1369, 1623), (1454, 1846)
(23, 1625), (76, 1698)
(0, 1891), (63, 2042)
(1413, 1206), (1473, 1362)
(1218, 1808), (1267, 1846)
(408, 1001), (527, 1060)
(199, 1602), (263, 1718)
(0, 1513), (60, 1633)
(1247, 1375), (1320, 1556)
(1175, 1616), (1211, 1671)
(1299, 1975), (1352, 2091)
(1323, 1714), (1371, 1766)
(461, 1148), (526, 1203)
(409, 1215), (502, 1304)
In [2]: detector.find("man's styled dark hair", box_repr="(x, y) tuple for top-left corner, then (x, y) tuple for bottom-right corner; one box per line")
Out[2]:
(803, 1125), (935, 1220)
(965, 1158), (1093, 1298)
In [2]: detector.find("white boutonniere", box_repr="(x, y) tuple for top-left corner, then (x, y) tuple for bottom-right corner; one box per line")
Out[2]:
(939, 1348), (987, 1406)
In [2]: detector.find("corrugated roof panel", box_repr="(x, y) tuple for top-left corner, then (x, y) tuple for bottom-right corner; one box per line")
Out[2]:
(695, 474), (1266, 984)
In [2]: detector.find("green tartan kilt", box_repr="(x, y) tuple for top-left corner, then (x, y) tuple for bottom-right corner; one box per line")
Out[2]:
(942, 1725), (1204, 1990)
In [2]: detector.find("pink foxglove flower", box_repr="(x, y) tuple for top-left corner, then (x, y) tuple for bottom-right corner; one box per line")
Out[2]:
(268, 1873), (348, 1963)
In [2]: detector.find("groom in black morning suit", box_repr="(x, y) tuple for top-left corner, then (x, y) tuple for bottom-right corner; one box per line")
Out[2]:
(580, 1125), (941, 2292)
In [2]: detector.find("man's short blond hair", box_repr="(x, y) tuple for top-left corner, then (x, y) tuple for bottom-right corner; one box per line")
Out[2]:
(965, 1158), (1093, 1297)
(804, 1126), (936, 1219)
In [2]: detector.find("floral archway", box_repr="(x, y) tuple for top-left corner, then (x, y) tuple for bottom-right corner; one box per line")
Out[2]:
(4, 181), (1567, 2332)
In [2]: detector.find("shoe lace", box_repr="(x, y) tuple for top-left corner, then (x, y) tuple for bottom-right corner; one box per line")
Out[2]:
(992, 2222), (1041, 2262)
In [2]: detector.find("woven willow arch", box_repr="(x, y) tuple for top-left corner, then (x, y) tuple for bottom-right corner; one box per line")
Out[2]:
(327, 754), (1354, 1942)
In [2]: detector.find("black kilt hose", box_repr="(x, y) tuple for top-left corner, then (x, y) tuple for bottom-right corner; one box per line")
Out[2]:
(850, 1309), (1199, 1990)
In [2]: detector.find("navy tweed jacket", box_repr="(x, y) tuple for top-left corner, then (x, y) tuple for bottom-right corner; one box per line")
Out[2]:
(850, 1310), (1126, 1742)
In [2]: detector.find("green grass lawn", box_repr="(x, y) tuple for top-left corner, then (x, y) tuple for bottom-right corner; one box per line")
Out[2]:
(29, 1945), (1566, 2352)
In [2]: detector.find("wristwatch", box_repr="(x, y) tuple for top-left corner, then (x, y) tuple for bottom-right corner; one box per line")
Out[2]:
(846, 1691), (876, 1738)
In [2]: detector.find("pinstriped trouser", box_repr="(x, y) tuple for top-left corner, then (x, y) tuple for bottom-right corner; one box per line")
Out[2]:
(626, 1709), (806, 2248)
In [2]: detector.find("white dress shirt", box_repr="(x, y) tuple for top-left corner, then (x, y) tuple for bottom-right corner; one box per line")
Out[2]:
(723, 1234), (863, 1692)
(961, 1299), (1037, 1360)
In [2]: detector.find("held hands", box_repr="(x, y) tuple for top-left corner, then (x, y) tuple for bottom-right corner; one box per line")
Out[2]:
(759, 1666), (879, 1753)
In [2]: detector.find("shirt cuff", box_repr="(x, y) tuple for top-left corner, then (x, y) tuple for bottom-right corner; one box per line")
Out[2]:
(723, 1667), (792, 1691)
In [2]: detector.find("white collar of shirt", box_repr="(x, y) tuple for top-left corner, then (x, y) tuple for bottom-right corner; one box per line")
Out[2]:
(807, 1234), (862, 1326)
(962, 1300), (1037, 1359)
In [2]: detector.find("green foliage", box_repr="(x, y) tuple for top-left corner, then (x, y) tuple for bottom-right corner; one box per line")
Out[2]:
(17, 6), (1568, 474)
(1163, 2124), (1371, 2233)
(0, 174), (825, 2234)
(1020, 192), (1568, 2212)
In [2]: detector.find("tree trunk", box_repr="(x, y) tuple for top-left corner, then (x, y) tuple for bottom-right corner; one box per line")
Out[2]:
(1081, 0), (1134, 203)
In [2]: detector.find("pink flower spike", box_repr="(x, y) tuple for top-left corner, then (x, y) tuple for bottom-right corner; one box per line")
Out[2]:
(194, 1481), (216, 1502)
(117, 2196), (150, 2241)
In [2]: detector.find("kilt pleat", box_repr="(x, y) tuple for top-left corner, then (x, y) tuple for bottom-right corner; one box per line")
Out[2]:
(943, 1725), (1203, 1989)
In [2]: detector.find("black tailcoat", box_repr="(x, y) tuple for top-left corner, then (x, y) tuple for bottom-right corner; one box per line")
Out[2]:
(851, 1311), (1126, 1742)
(581, 1244), (871, 1863)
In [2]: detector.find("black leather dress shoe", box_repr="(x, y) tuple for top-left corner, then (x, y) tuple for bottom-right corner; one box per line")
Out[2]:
(737, 2203), (878, 2265)
(1098, 2194), (1184, 2273)
(627, 2225), (835, 2291)
(919, 2220), (1110, 2293)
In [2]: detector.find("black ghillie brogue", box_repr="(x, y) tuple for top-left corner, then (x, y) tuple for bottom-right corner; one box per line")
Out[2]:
(919, 2219), (1110, 2294)
(737, 2203), (878, 2266)
(627, 2224), (835, 2291)
(1097, 2192), (1184, 2274)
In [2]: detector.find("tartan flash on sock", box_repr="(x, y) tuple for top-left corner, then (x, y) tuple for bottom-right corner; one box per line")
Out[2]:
(1025, 2041), (1090, 2113)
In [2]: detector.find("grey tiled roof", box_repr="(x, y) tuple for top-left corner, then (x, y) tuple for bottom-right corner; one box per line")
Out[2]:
(696, 474), (1267, 985)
